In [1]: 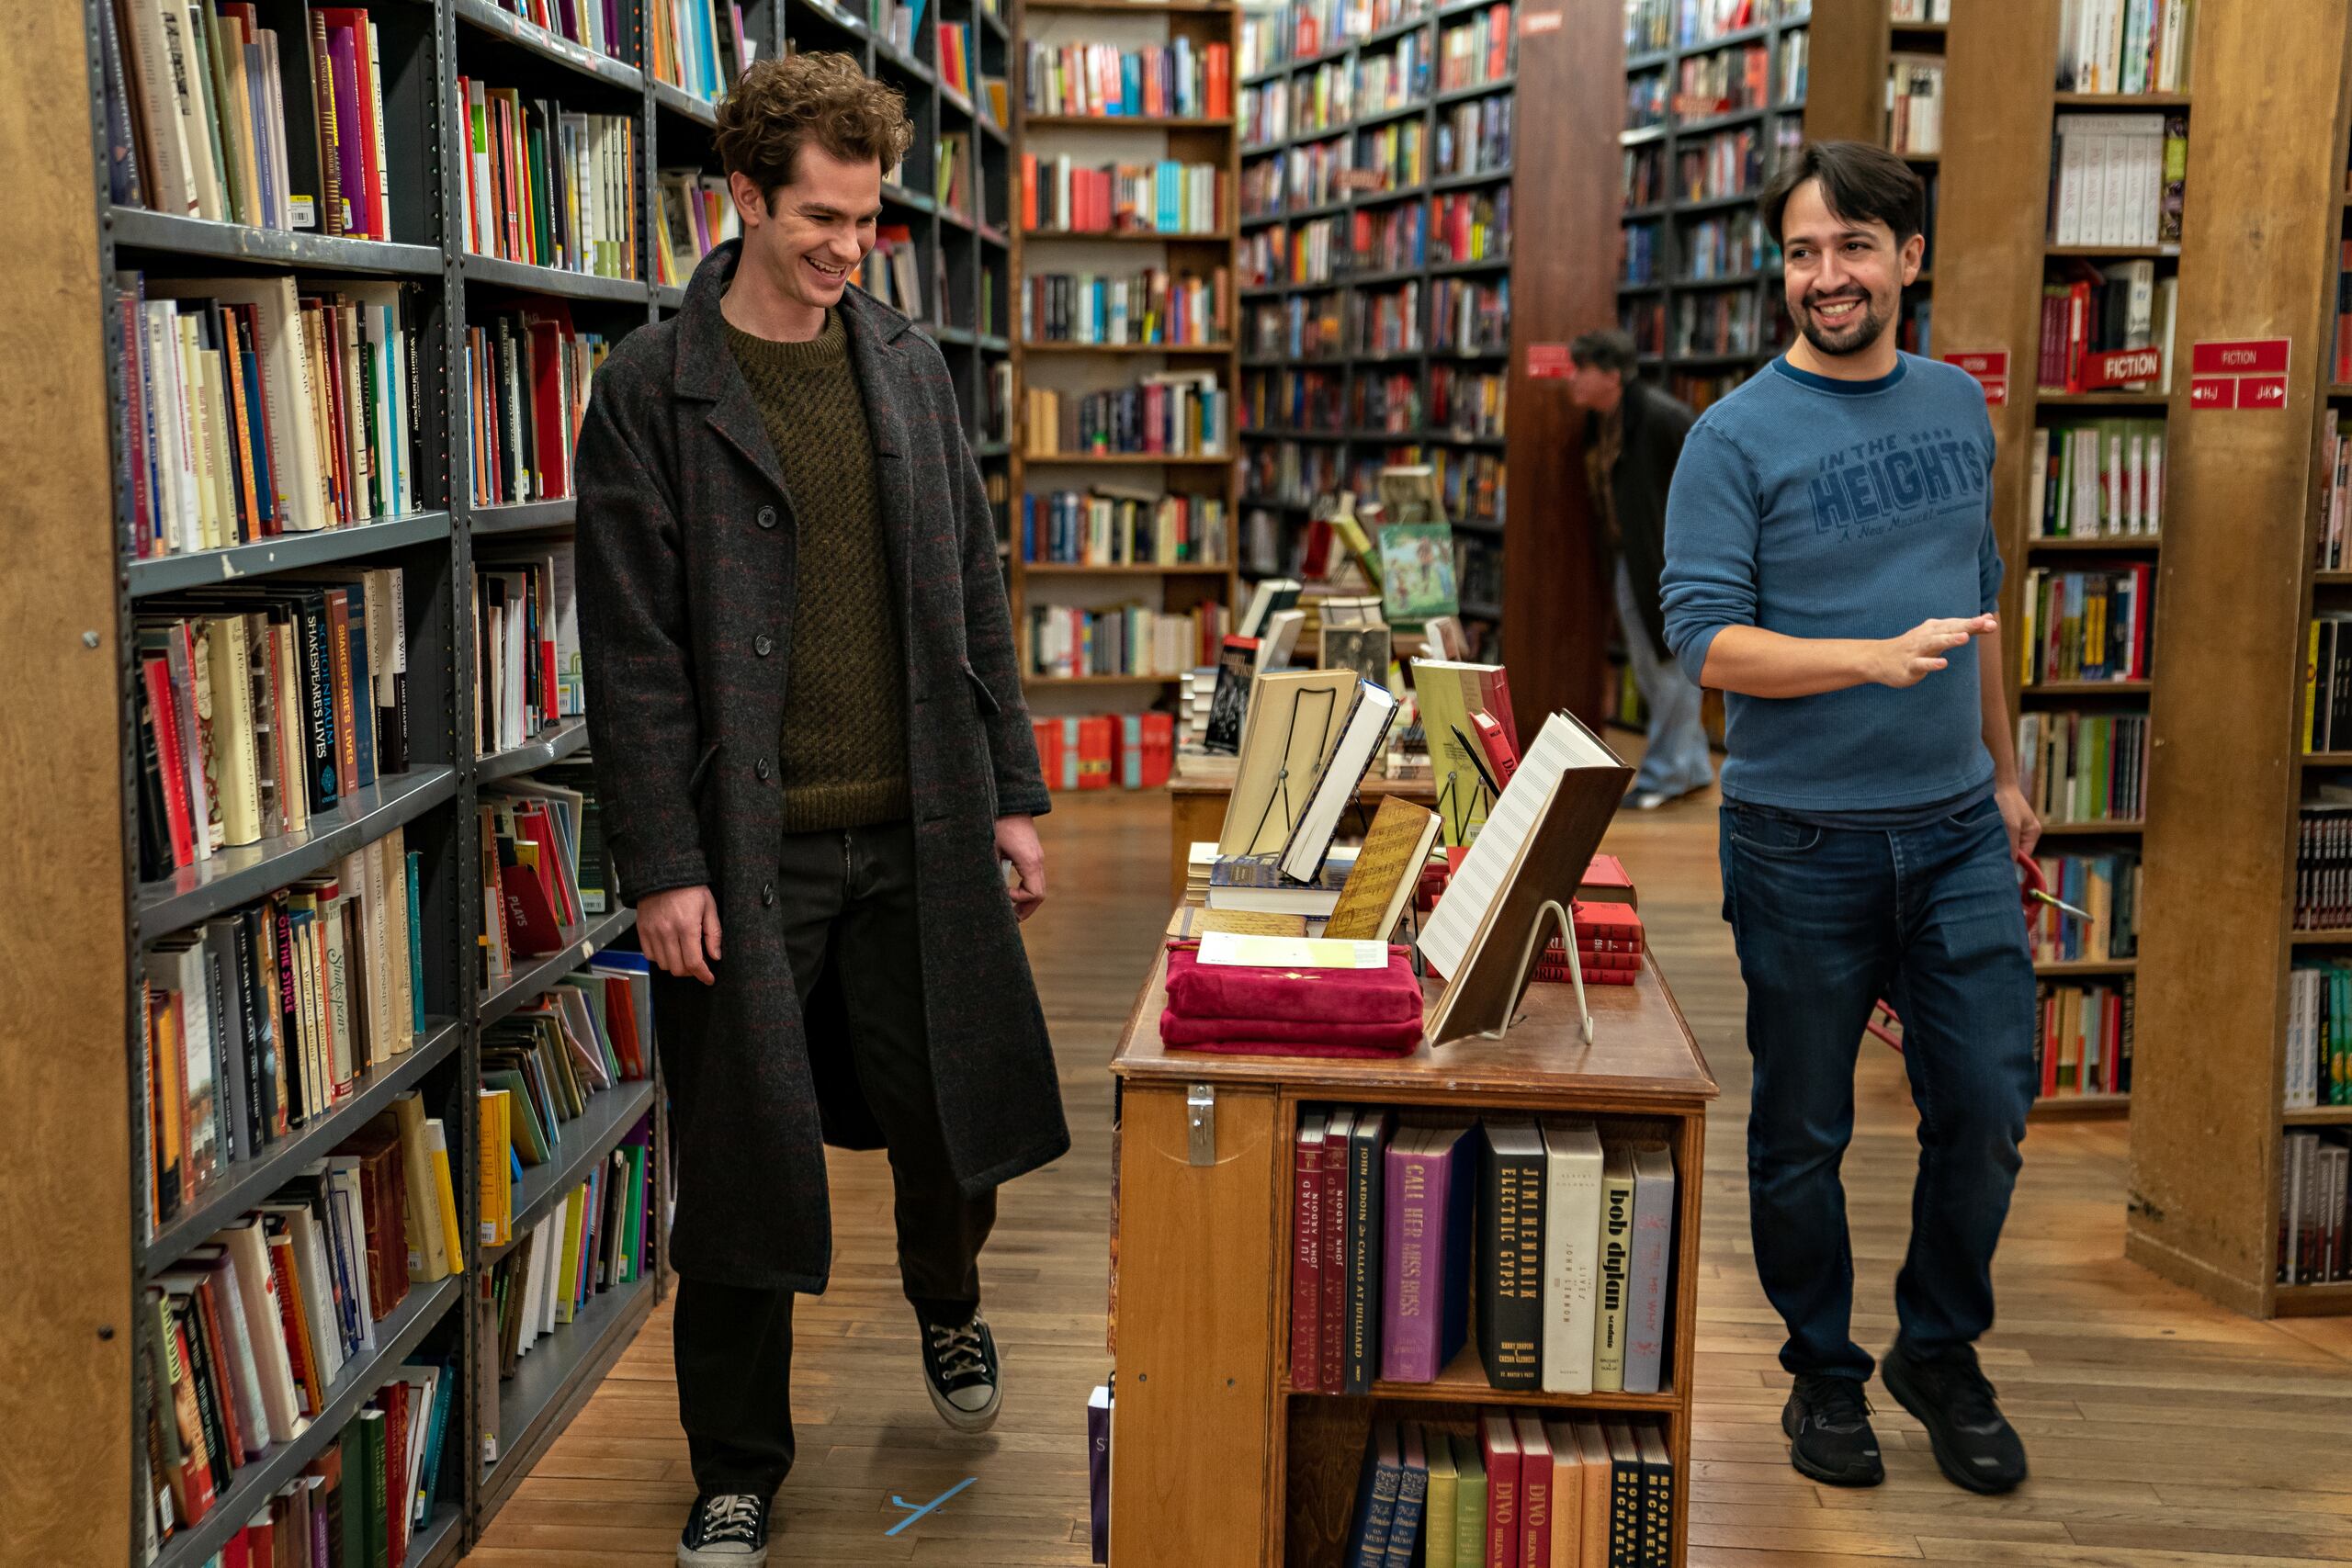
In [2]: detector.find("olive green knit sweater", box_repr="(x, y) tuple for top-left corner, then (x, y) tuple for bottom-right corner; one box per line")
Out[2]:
(724, 311), (910, 832)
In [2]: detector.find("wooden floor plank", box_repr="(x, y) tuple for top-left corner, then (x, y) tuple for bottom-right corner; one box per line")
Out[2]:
(463, 787), (2352, 1567)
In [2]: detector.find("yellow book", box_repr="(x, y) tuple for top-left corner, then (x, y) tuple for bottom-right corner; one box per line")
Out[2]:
(202, 615), (264, 847)
(424, 1117), (466, 1271)
(1409, 661), (1487, 845)
(1324, 796), (1442, 942)
(555, 1184), (588, 1325)
(2307, 618), (2322, 753)
(479, 1089), (512, 1247)
(389, 1094), (450, 1282)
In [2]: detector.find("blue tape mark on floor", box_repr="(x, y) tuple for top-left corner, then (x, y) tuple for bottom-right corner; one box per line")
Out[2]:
(886, 1477), (978, 1536)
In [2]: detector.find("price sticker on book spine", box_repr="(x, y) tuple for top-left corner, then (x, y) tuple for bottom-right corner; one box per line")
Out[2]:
(1196, 932), (1390, 969)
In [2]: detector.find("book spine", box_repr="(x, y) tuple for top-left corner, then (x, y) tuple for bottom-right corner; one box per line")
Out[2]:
(1382, 1143), (1436, 1383)
(1321, 1126), (1348, 1395)
(1624, 1161), (1676, 1395)
(1290, 1131), (1321, 1392)
(1345, 1126), (1379, 1394)
(1594, 1171), (1634, 1393)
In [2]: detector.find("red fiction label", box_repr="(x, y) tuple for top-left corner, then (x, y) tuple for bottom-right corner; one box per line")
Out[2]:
(1941, 349), (2009, 403)
(2080, 346), (2165, 391)
(2190, 337), (2291, 377)
(1978, 378), (2009, 406)
(1527, 343), (1573, 379)
(1521, 8), (1562, 32)
(2188, 377), (2238, 410)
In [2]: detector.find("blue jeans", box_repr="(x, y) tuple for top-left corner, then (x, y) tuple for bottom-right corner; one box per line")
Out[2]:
(1718, 794), (2037, 1382)
(1614, 559), (1713, 796)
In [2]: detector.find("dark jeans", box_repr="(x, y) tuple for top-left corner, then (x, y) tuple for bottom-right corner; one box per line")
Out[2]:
(1718, 794), (2036, 1382)
(674, 819), (996, 1496)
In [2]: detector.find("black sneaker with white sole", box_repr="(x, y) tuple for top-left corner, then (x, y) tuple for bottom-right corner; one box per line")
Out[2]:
(678, 1492), (770, 1566)
(1880, 1339), (2030, 1495)
(1782, 1373), (1885, 1486)
(921, 1311), (1002, 1432)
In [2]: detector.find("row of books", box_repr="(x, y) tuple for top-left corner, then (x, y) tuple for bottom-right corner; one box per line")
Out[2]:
(858, 224), (929, 319)
(1435, 188), (1510, 263)
(2279, 1130), (2349, 1285)
(487, 1122), (656, 1383)
(1672, 39), (1768, 118)
(1892, 0), (1951, 19)
(2295, 804), (2352, 931)
(1020, 156), (1227, 235)
(937, 131), (984, 227)
(2035, 262), (2177, 395)
(2017, 709), (2149, 826)
(1032, 713), (1179, 791)
(1020, 268), (1230, 346)
(475, 0), (628, 59)
(2027, 851), (2139, 964)
(2055, 0), (2194, 95)
(2046, 114), (2186, 249)
(2285, 963), (2352, 1111)
(1355, 34), (1435, 123)
(1021, 489), (1228, 566)
(472, 544), (583, 757)
(2018, 563), (2154, 686)
(121, 274), (423, 558)
(1248, 0), (1439, 74)
(1671, 124), (1762, 205)
(656, 169), (741, 286)
(477, 961), (654, 1247)
(1025, 602), (1229, 680)
(1243, 367), (1343, 432)
(478, 767), (613, 987)
(2028, 419), (2166, 538)
(1024, 39), (1233, 119)
(142, 834), (431, 1238)
(137, 575), (410, 876)
(1886, 53), (1942, 156)
(1680, 209), (1769, 280)
(2316, 416), (2352, 570)
(2036, 978), (2134, 1098)
(1433, 276), (1510, 355)
(647, 0), (750, 103)
(458, 82), (639, 280)
(2306, 614), (2352, 756)
(1292, 1113), (1677, 1396)
(1437, 3), (1514, 92)
(936, 26), (1009, 126)
(466, 304), (609, 508)
(1435, 94), (1513, 178)
(141, 1106), (461, 1546)
(1024, 377), (1229, 458)
(1343, 1416), (1674, 1568)
(105, 1), (396, 239)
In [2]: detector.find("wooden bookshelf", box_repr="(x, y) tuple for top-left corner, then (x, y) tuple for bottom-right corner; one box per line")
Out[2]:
(1107, 931), (1715, 1565)
(1230, 0), (1521, 659)
(1806, 0), (1946, 356)
(1935, 0), (2352, 1316)
(1009, 0), (1243, 706)
(8, 2), (1020, 1562)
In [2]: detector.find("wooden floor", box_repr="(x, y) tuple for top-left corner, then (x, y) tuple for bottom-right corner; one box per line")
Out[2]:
(464, 787), (2352, 1567)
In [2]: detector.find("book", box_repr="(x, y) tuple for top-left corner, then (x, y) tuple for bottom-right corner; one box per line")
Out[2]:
(1325, 797), (1443, 942)
(1292, 1111), (1328, 1391)
(1481, 1412), (1521, 1568)
(1423, 1430), (1460, 1568)
(1345, 1109), (1393, 1394)
(1219, 668), (1364, 857)
(1623, 1145), (1677, 1395)
(1593, 1145), (1636, 1393)
(1543, 1420), (1586, 1565)
(1320, 1107), (1354, 1394)
(1348, 1420), (1404, 1567)
(1385, 1421), (1430, 1568)
(1203, 635), (1260, 754)
(1277, 679), (1401, 883)
(1321, 624), (1394, 690)
(1540, 1120), (1605, 1394)
(1603, 1423), (1643, 1568)
(1571, 1418), (1613, 1568)
(1379, 521), (1460, 623)
(1454, 1435), (1487, 1568)
(1634, 1426), (1673, 1568)
(1514, 1416), (1553, 1568)
(1088, 1384), (1112, 1563)
(1476, 1119), (1545, 1390)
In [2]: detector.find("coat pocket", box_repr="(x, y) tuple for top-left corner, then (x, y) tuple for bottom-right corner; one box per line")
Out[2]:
(686, 739), (721, 801)
(960, 660), (1003, 717)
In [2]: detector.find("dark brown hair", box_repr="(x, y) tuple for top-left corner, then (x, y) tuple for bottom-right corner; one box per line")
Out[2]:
(1761, 140), (1926, 244)
(1569, 329), (1639, 376)
(715, 51), (914, 197)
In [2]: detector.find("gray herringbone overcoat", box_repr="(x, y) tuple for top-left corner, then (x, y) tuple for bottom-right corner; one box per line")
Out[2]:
(573, 239), (1068, 1292)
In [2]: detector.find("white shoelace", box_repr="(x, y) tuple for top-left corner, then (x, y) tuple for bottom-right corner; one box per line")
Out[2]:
(929, 1319), (989, 1382)
(696, 1494), (763, 1545)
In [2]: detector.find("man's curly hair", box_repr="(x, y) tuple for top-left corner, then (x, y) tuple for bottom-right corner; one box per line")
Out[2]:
(715, 52), (914, 201)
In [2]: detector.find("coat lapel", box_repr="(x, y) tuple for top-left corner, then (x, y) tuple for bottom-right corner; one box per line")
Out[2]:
(671, 240), (795, 502)
(839, 289), (921, 654)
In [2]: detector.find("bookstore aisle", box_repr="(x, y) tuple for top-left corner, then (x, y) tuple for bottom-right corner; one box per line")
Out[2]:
(460, 792), (2352, 1568)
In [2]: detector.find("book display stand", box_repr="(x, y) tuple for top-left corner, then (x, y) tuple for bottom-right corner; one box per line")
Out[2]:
(1469, 897), (1590, 1046)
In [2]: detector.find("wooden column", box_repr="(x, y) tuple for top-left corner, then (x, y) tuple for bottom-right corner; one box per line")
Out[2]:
(2126, 3), (2352, 1314)
(0, 4), (132, 1562)
(1803, 0), (1892, 146)
(1499, 0), (1621, 728)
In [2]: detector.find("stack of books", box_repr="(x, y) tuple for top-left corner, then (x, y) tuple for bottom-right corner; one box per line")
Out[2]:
(2018, 710), (2148, 824)
(1020, 155), (1227, 235)
(2033, 979), (2133, 1097)
(1340, 1416), (1673, 1568)
(2030, 417), (2167, 536)
(488, 1119), (656, 1378)
(2278, 1130), (2349, 1284)
(1532, 900), (1645, 987)
(1022, 267), (1230, 346)
(2034, 262), (2177, 395)
(1024, 376), (1228, 458)
(1291, 1114), (1678, 1396)
(2019, 564), (2154, 684)
(458, 82), (639, 279)
(1023, 489), (1227, 565)
(2296, 805), (2352, 931)
(2286, 961), (2352, 1111)
(2027, 850), (2140, 963)
(1025, 601), (1227, 679)
(464, 303), (609, 508)
(1887, 54), (1944, 156)
(1032, 713), (1178, 791)
(1023, 39), (1233, 118)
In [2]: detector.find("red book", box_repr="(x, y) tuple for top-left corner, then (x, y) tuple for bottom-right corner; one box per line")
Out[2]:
(1141, 711), (1175, 786)
(1471, 708), (1519, 789)
(144, 654), (197, 870)
(603, 974), (645, 1077)
(1320, 1108), (1352, 1394)
(1290, 1114), (1325, 1391)
(1482, 1412), (1521, 1568)
(1514, 1415), (1552, 1568)
(526, 310), (574, 499)
(1077, 716), (1115, 789)
(380, 1381), (411, 1568)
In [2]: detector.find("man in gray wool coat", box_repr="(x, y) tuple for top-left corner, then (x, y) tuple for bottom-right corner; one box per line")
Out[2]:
(571, 51), (1069, 1567)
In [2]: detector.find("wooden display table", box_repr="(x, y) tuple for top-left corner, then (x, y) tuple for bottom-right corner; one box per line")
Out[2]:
(1165, 767), (1440, 902)
(1106, 930), (1717, 1565)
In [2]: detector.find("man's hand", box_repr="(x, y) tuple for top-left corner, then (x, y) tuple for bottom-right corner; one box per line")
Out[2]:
(639, 885), (722, 984)
(996, 813), (1046, 921)
(1871, 614), (1997, 688)
(1994, 781), (2041, 863)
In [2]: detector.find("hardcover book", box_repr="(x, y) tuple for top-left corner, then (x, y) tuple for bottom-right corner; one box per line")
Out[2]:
(1347, 1420), (1403, 1568)
(1476, 1119), (1545, 1390)
(1540, 1120), (1605, 1393)
(1385, 1422), (1429, 1568)
(1593, 1144), (1635, 1393)
(1480, 1412), (1520, 1568)
(1623, 1145), (1678, 1395)
(1292, 1111), (1328, 1391)
(1345, 1110), (1394, 1393)
(1513, 1416), (1552, 1568)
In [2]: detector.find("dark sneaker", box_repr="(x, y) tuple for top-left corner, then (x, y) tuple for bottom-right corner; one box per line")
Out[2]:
(678, 1492), (769, 1565)
(1782, 1373), (1885, 1486)
(921, 1311), (1002, 1432)
(1881, 1339), (2030, 1495)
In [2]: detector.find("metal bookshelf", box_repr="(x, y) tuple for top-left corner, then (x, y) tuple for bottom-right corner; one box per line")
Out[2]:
(84, 0), (1012, 1560)
(1229, 0), (1516, 650)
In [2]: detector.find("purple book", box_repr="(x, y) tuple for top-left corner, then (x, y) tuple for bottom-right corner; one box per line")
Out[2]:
(1087, 1384), (1112, 1562)
(325, 24), (368, 237)
(1379, 1125), (1476, 1382)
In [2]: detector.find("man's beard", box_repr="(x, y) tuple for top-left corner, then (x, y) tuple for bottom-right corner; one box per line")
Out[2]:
(1796, 289), (1892, 357)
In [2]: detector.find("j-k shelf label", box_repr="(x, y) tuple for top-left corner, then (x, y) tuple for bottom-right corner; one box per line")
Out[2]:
(2188, 338), (2291, 411)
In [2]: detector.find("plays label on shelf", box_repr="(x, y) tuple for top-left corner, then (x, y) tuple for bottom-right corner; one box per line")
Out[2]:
(1939, 349), (2007, 406)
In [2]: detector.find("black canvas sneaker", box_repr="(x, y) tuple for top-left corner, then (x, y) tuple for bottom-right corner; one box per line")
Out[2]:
(678, 1492), (770, 1566)
(1881, 1339), (2030, 1495)
(921, 1310), (1002, 1432)
(1782, 1373), (1885, 1486)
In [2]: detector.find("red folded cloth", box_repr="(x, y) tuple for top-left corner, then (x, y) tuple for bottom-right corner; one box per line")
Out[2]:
(1159, 1013), (1427, 1049)
(1161, 942), (1426, 1027)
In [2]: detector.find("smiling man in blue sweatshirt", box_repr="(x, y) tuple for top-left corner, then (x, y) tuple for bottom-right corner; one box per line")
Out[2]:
(1662, 141), (2038, 1498)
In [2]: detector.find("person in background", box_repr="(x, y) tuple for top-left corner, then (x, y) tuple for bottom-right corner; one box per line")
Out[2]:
(1661, 141), (2038, 1499)
(572, 52), (1069, 1568)
(1567, 329), (1713, 808)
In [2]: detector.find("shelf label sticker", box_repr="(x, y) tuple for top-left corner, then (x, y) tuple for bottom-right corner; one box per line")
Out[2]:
(1528, 343), (1573, 379)
(1940, 349), (2008, 405)
(2191, 337), (2291, 377)
(1521, 8), (1563, 34)
(2243, 375), (2290, 409)
(2188, 377), (2237, 410)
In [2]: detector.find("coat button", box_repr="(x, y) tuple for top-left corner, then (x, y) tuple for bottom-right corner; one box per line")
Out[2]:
(755, 756), (772, 781)
(756, 505), (778, 529)
(761, 881), (775, 907)
(754, 634), (774, 657)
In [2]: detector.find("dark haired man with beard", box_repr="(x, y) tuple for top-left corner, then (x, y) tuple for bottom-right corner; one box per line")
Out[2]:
(1660, 141), (2038, 1498)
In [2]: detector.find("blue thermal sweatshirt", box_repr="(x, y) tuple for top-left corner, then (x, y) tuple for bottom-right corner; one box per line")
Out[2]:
(1659, 353), (2004, 816)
